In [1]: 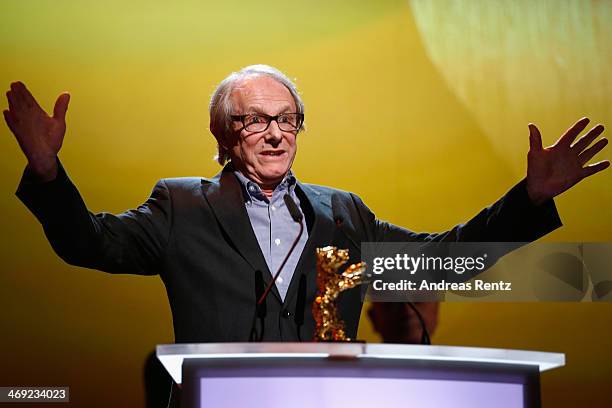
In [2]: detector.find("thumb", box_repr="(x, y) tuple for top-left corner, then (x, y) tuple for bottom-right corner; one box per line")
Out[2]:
(528, 123), (543, 151)
(53, 92), (70, 121)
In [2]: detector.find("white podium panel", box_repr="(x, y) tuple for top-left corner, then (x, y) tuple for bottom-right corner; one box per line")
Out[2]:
(196, 368), (523, 408)
(157, 343), (564, 408)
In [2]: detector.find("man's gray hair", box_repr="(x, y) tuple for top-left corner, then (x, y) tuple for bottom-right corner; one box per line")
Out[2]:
(209, 64), (305, 165)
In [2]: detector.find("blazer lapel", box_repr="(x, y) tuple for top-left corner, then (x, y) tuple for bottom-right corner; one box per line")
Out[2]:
(283, 182), (336, 306)
(203, 166), (282, 303)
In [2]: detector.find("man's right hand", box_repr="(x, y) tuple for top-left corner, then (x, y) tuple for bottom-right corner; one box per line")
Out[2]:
(3, 82), (70, 182)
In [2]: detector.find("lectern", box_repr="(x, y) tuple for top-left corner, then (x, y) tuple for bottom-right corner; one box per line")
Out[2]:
(157, 343), (564, 408)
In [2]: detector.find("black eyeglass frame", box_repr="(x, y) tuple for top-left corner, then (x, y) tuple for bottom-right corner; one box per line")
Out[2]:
(230, 113), (304, 133)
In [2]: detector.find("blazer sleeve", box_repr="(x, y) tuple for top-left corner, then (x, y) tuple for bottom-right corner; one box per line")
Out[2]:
(15, 160), (171, 275)
(350, 179), (562, 243)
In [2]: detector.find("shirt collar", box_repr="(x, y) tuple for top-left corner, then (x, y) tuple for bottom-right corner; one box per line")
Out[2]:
(233, 170), (297, 203)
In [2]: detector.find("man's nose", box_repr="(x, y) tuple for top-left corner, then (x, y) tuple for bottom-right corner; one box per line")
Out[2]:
(265, 120), (283, 144)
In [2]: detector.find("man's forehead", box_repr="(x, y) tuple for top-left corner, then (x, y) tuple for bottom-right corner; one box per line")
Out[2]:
(231, 74), (296, 111)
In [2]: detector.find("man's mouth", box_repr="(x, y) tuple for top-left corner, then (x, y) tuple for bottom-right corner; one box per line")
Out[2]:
(260, 150), (285, 156)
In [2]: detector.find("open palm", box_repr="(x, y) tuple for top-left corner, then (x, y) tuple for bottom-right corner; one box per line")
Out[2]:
(4, 81), (70, 180)
(527, 118), (609, 205)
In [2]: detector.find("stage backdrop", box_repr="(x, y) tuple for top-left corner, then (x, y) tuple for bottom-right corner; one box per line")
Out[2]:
(1, 1), (610, 406)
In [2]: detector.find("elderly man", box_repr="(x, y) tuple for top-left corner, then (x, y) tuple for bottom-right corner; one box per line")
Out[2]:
(3, 65), (609, 345)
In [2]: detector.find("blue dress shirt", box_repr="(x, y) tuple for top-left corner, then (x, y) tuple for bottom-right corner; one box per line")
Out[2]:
(234, 170), (309, 300)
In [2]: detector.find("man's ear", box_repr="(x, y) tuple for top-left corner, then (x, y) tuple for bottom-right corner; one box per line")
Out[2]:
(210, 123), (222, 143)
(222, 129), (240, 150)
(210, 124), (228, 149)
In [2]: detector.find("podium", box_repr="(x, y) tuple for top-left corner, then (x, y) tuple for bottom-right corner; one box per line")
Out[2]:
(157, 343), (564, 408)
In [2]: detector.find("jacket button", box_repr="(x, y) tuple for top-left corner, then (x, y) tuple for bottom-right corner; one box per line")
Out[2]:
(282, 310), (292, 318)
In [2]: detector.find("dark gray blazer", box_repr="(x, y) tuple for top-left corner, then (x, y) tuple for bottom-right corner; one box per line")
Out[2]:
(16, 162), (562, 342)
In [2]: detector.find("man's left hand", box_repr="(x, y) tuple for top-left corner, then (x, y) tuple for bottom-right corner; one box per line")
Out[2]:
(526, 117), (609, 205)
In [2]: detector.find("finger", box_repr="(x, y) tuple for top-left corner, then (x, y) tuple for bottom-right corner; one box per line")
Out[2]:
(52, 92), (70, 121)
(578, 138), (608, 165)
(3, 109), (18, 134)
(15, 81), (45, 112)
(10, 81), (31, 109)
(528, 123), (543, 151)
(6, 90), (20, 113)
(557, 117), (590, 147)
(582, 160), (610, 179)
(572, 124), (605, 153)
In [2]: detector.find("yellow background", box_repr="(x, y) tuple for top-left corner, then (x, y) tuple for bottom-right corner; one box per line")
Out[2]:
(1, 1), (610, 406)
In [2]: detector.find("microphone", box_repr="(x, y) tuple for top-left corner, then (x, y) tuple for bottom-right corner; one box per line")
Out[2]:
(331, 195), (361, 252)
(248, 269), (267, 342)
(284, 193), (303, 223)
(249, 193), (305, 341)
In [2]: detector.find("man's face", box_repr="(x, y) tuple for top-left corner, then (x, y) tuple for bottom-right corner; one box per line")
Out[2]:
(226, 75), (298, 188)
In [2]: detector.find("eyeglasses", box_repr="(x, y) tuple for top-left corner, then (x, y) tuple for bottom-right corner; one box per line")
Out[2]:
(231, 113), (304, 133)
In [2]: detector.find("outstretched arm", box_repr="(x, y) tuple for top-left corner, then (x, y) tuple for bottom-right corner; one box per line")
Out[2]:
(5, 82), (170, 275)
(15, 163), (171, 275)
(355, 117), (608, 243)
